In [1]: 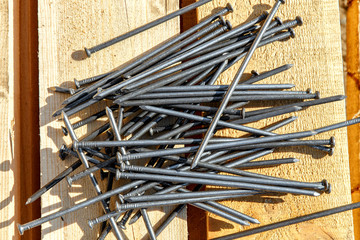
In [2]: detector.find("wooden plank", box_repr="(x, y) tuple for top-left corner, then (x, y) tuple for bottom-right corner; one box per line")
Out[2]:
(38, 0), (187, 239)
(14, 0), (41, 239)
(0, 0), (16, 239)
(196, 0), (355, 239)
(346, 0), (360, 239)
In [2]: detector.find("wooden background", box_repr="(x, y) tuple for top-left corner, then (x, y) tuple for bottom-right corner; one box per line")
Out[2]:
(0, 0), (15, 239)
(198, 1), (354, 239)
(0, 0), (359, 239)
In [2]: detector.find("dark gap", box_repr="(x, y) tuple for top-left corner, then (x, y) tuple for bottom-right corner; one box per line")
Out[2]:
(179, 1), (209, 239)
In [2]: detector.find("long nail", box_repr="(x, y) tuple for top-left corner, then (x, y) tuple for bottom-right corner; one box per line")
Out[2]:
(212, 201), (360, 240)
(84, 0), (213, 57)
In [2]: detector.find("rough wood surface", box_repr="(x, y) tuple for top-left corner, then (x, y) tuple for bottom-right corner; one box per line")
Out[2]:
(346, 0), (360, 239)
(0, 0), (15, 239)
(38, 0), (187, 239)
(196, 0), (355, 239)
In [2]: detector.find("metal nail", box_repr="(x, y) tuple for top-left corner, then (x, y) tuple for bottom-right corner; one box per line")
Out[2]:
(84, 0), (214, 57)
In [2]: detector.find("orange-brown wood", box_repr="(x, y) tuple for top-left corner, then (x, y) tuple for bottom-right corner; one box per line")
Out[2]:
(346, 0), (360, 239)
(13, 0), (40, 239)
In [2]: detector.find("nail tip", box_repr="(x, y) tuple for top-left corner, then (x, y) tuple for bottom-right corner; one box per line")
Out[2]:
(253, 219), (261, 224)
(25, 198), (32, 205)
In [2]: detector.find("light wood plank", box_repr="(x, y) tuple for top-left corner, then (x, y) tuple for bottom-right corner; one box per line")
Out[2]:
(38, 0), (187, 239)
(346, 0), (360, 239)
(0, 0), (16, 239)
(196, 0), (354, 239)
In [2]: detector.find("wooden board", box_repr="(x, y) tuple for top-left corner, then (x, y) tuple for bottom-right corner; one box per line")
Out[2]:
(38, 0), (187, 239)
(195, 0), (355, 239)
(0, 0), (16, 239)
(346, 0), (360, 239)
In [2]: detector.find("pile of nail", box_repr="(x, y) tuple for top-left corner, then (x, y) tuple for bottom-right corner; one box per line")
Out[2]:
(19, 1), (360, 239)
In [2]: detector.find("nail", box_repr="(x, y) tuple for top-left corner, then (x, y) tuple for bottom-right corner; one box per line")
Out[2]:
(74, 72), (111, 88)
(26, 160), (82, 205)
(90, 193), (260, 226)
(177, 188), (260, 224)
(105, 107), (127, 156)
(146, 84), (296, 93)
(140, 208), (157, 240)
(49, 86), (77, 95)
(212, 203), (360, 240)
(207, 59), (228, 85)
(117, 91), (315, 106)
(124, 189), (260, 203)
(245, 95), (346, 117)
(118, 165), (325, 191)
(238, 158), (299, 169)
(241, 64), (293, 84)
(84, 0), (213, 57)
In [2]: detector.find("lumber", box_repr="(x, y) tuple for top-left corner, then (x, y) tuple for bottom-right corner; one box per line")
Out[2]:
(196, 1), (355, 239)
(38, 0), (186, 239)
(346, 0), (360, 239)
(0, 0), (15, 239)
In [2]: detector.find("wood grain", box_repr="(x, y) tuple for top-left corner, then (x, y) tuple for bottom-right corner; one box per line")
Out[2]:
(14, 0), (41, 239)
(196, 1), (355, 239)
(0, 0), (16, 239)
(346, 0), (360, 239)
(38, 0), (187, 239)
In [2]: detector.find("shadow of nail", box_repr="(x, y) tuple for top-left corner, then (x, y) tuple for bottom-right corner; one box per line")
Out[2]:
(71, 50), (87, 61)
